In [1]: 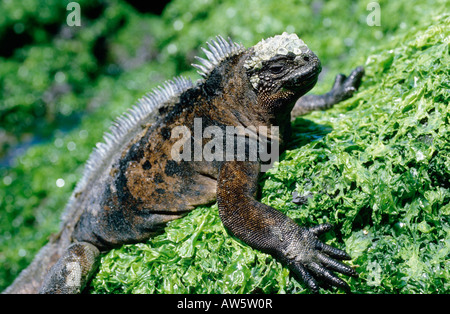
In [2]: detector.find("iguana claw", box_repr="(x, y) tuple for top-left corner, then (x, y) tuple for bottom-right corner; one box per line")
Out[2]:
(279, 224), (357, 293)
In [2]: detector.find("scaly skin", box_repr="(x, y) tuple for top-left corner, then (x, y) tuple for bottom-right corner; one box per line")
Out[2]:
(4, 33), (364, 294)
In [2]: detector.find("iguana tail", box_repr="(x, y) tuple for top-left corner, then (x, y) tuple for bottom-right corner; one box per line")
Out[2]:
(2, 241), (63, 294)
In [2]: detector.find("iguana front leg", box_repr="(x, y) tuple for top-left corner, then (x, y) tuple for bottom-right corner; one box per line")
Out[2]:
(39, 242), (100, 294)
(217, 161), (357, 293)
(291, 66), (364, 118)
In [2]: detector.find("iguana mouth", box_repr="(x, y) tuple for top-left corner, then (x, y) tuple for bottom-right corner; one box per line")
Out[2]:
(285, 69), (320, 94)
(284, 52), (321, 94)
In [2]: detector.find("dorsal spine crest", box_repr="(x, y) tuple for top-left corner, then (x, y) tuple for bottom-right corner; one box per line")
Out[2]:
(192, 35), (245, 78)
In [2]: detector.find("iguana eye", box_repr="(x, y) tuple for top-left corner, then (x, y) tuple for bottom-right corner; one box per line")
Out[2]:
(269, 64), (284, 74)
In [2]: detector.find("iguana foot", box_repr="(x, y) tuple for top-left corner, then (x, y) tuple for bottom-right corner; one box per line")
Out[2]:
(278, 223), (357, 293)
(328, 66), (365, 103)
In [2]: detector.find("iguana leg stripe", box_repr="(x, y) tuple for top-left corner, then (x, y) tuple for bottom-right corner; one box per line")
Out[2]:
(39, 242), (99, 294)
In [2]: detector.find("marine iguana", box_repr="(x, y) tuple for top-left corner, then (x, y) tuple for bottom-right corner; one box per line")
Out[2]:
(4, 33), (364, 294)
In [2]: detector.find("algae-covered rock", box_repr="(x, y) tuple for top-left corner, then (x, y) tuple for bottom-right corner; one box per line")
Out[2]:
(1, 0), (448, 293)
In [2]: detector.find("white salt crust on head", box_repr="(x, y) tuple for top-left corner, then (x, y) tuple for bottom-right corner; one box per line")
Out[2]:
(244, 32), (310, 88)
(244, 32), (309, 70)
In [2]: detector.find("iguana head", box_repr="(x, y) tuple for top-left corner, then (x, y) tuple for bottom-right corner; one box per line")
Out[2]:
(244, 32), (321, 111)
(192, 33), (321, 117)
